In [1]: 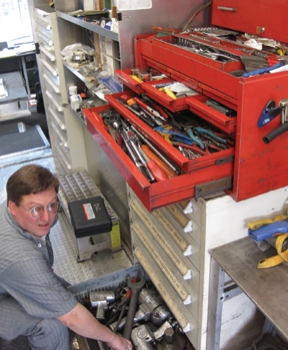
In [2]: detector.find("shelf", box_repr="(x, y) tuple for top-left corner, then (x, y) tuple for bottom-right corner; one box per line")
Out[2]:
(56, 11), (119, 41)
(63, 61), (99, 85)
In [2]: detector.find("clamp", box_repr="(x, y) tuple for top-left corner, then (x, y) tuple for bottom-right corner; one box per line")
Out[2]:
(257, 100), (282, 127)
(263, 98), (288, 143)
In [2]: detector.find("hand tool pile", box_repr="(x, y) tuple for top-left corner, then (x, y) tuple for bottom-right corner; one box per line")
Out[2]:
(247, 214), (288, 269)
(97, 94), (234, 182)
(83, 274), (194, 349)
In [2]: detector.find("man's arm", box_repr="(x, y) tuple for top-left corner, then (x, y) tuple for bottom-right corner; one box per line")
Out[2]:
(57, 302), (132, 350)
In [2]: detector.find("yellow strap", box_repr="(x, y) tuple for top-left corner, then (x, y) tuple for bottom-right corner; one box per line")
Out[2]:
(258, 254), (284, 269)
(247, 215), (288, 230)
(257, 233), (288, 269)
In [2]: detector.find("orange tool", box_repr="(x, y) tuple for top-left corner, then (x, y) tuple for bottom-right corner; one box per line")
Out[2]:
(141, 145), (177, 179)
(138, 146), (168, 182)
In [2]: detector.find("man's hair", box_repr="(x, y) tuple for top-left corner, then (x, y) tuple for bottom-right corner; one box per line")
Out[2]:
(6, 164), (59, 206)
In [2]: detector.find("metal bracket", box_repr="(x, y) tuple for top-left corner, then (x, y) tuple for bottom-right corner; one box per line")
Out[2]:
(195, 176), (233, 199)
(216, 155), (234, 165)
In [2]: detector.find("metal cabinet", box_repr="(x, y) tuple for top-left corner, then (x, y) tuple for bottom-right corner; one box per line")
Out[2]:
(128, 184), (288, 350)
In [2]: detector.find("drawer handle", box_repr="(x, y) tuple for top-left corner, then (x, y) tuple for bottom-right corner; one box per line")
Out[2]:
(217, 6), (237, 12)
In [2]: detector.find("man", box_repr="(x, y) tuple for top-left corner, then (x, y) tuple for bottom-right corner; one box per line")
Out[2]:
(0, 164), (132, 350)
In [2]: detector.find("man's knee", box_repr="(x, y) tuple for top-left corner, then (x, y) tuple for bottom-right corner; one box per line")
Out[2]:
(28, 318), (69, 350)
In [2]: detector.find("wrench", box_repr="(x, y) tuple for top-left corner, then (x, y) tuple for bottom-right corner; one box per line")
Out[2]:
(123, 273), (146, 340)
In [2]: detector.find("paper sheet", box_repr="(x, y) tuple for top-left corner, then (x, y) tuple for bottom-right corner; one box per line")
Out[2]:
(115, 0), (152, 11)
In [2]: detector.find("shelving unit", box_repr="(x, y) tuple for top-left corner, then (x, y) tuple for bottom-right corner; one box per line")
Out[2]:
(31, 5), (88, 173)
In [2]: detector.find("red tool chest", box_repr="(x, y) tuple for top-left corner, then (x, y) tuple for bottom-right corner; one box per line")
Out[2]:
(83, 0), (288, 212)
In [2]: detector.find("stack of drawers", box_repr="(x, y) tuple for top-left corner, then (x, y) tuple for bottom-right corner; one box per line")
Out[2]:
(34, 8), (71, 170)
(127, 184), (288, 349)
(128, 186), (201, 346)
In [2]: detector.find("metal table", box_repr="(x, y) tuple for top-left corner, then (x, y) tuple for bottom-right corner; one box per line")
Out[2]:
(207, 236), (288, 350)
(0, 71), (30, 121)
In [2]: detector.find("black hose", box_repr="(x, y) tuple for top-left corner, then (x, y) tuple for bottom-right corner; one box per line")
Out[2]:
(263, 123), (288, 144)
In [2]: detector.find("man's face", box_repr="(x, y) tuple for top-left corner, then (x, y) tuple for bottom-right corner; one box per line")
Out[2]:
(8, 186), (58, 238)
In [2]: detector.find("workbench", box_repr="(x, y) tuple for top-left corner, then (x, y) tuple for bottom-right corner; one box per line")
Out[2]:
(0, 45), (37, 98)
(0, 71), (30, 121)
(207, 236), (288, 350)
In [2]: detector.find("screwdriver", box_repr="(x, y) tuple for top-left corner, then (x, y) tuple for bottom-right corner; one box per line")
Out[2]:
(141, 145), (177, 179)
(138, 145), (168, 182)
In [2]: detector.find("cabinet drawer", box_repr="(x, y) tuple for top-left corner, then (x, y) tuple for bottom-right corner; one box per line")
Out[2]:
(84, 100), (234, 212)
(40, 57), (58, 77)
(134, 247), (199, 345)
(129, 194), (201, 273)
(54, 143), (71, 171)
(45, 90), (63, 112)
(40, 46), (56, 62)
(47, 106), (66, 131)
(51, 121), (68, 148)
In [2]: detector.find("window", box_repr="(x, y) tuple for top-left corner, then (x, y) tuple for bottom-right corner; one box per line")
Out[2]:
(0, 0), (32, 45)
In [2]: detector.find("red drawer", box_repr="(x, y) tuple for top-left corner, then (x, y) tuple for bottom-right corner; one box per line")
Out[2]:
(115, 68), (145, 94)
(186, 95), (237, 134)
(141, 78), (193, 112)
(83, 102), (234, 212)
(115, 67), (169, 95)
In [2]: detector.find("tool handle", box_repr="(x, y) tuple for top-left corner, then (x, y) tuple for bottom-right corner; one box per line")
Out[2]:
(138, 145), (167, 181)
(147, 159), (168, 181)
(123, 291), (140, 340)
(242, 63), (282, 77)
(141, 145), (177, 179)
(263, 122), (288, 143)
(186, 129), (205, 149)
(248, 220), (288, 241)
(195, 126), (227, 144)
(131, 126), (181, 174)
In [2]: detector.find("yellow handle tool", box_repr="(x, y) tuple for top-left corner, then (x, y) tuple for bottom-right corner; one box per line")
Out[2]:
(247, 215), (288, 230)
(130, 75), (143, 84)
(257, 233), (288, 269)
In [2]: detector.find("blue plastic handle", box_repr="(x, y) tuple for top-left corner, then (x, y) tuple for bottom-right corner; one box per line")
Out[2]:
(242, 63), (282, 78)
(248, 220), (288, 241)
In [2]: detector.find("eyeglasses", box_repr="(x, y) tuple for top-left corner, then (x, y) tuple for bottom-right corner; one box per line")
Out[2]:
(21, 201), (60, 218)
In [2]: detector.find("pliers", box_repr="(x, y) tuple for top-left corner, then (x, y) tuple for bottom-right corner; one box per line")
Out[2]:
(257, 100), (282, 127)
(195, 126), (227, 145)
(184, 127), (205, 149)
(154, 126), (193, 145)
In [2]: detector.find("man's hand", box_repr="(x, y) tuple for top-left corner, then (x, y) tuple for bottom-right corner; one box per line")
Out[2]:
(107, 333), (132, 350)
(58, 303), (132, 349)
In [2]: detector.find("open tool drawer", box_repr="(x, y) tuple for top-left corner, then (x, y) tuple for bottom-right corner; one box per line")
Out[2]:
(84, 91), (234, 212)
(68, 264), (195, 348)
(130, 17), (288, 203)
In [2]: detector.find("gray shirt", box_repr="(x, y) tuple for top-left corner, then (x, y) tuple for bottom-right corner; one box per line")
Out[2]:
(0, 201), (78, 319)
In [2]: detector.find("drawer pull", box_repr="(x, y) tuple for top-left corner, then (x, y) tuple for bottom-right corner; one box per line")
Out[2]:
(166, 204), (192, 233)
(54, 145), (71, 170)
(40, 57), (58, 76)
(44, 73), (60, 94)
(179, 200), (193, 214)
(51, 121), (68, 147)
(48, 106), (66, 130)
(40, 46), (56, 62)
(45, 90), (63, 112)
(37, 32), (53, 47)
(217, 6), (237, 12)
